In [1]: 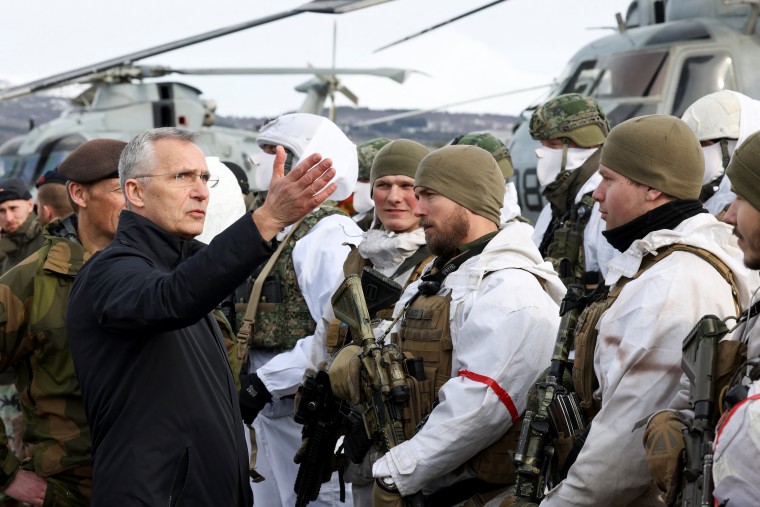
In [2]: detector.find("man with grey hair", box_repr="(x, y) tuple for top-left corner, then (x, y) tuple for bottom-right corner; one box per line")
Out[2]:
(67, 127), (339, 507)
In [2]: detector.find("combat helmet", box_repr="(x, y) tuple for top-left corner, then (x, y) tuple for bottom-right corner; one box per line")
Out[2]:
(357, 138), (392, 181)
(451, 132), (513, 179)
(530, 93), (609, 147)
(682, 90), (741, 142)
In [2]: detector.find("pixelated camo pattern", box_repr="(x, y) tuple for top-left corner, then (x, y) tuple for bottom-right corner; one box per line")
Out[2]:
(250, 206), (348, 351)
(0, 217), (92, 492)
(357, 138), (392, 180)
(530, 93), (609, 141)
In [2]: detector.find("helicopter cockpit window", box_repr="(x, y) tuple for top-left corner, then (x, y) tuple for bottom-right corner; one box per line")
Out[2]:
(560, 50), (669, 126)
(562, 51), (669, 99)
(671, 52), (736, 118)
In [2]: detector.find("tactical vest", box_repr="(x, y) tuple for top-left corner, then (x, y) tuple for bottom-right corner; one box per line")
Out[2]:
(539, 149), (602, 288)
(572, 244), (742, 420)
(397, 282), (525, 485)
(249, 206), (346, 352)
(325, 245), (433, 353)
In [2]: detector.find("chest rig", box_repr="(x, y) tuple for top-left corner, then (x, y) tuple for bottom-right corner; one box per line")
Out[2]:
(572, 244), (741, 420)
(539, 149), (602, 288)
(395, 246), (542, 485)
(325, 244), (432, 353)
(238, 206), (345, 354)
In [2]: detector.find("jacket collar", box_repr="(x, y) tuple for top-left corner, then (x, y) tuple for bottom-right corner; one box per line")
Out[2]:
(114, 210), (205, 270)
(42, 215), (89, 277)
(2, 213), (41, 245)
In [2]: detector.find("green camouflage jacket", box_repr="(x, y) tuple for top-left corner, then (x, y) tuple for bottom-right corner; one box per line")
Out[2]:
(0, 214), (44, 275)
(0, 216), (91, 487)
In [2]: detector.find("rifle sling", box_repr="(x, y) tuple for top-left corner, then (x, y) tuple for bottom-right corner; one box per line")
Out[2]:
(236, 217), (307, 361)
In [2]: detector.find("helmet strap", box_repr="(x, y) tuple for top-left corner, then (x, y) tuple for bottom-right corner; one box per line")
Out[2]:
(560, 139), (569, 172)
(720, 138), (731, 169)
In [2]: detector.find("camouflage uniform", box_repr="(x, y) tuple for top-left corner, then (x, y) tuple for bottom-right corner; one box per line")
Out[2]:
(0, 216), (91, 506)
(249, 206), (347, 352)
(0, 214), (44, 275)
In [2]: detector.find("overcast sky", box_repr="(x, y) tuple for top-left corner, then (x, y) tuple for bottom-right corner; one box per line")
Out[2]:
(1, 0), (633, 118)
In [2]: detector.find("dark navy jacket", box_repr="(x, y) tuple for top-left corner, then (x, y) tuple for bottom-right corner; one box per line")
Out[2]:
(68, 210), (273, 507)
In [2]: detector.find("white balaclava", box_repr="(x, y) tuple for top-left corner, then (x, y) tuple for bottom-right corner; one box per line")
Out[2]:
(252, 113), (358, 201)
(534, 146), (598, 187)
(196, 157), (247, 244)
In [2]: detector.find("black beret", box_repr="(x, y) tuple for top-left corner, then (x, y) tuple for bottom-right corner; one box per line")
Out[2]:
(35, 169), (68, 189)
(222, 160), (250, 195)
(58, 139), (127, 184)
(0, 178), (32, 204)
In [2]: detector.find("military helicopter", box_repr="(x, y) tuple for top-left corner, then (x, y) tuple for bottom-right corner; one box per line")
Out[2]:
(355, 0), (760, 222)
(0, 0), (410, 188)
(507, 0), (760, 220)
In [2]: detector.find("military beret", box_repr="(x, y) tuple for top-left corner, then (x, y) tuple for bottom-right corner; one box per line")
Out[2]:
(35, 169), (68, 189)
(58, 139), (127, 184)
(0, 178), (32, 204)
(222, 161), (250, 195)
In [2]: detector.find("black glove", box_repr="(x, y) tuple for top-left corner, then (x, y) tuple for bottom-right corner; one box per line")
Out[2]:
(239, 372), (273, 424)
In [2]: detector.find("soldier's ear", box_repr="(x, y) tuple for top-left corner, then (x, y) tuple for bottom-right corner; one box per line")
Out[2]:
(68, 182), (88, 210)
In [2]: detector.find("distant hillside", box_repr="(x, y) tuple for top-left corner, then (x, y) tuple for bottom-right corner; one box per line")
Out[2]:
(0, 97), (518, 148)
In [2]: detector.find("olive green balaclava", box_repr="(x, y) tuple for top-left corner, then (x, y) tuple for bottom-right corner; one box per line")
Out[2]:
(600, 115), (704, 199)
(415, 145), (504, 227)
(727, 130), (760, 211)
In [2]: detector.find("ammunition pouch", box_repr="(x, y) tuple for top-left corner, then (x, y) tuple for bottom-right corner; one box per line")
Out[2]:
(469, 421), (521, 485)
(572, 298), (610, 420)
(716, 340), (747, 417)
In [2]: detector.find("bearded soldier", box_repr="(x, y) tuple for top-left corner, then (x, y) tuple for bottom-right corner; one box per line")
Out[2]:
(530, 93), (615, 287)
(344, 145), (565, 504)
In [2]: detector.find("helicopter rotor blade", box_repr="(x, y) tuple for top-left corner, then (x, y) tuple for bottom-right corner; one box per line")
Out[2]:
(351, 83), (551, 127)
(0, 0), (396, 102)
(338, 84), (359, 105)
(373, 0), (509, 53)
(147, 66), (421, 83)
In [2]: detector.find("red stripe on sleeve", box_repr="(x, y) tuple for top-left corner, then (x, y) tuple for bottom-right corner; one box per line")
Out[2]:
(458, 369), (519, 422)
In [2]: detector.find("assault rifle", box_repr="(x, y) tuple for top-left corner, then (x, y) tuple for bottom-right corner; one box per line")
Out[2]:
(676, 315), (729, 507)
(513, 284), (589, 502)
(331, 274), (425, 506)
(293, 368), (355, 507)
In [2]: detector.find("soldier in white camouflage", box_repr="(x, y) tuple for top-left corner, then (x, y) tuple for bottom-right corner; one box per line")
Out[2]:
(0, 139), (126, 506)
(530, 93), (615, 288)
(238, 113), (363, 506)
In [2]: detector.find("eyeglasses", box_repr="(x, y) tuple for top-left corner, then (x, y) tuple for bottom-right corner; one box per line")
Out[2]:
(135, 171), (219, 188)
